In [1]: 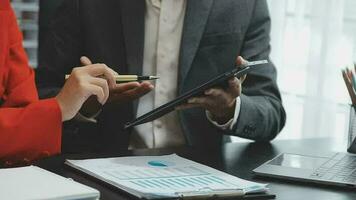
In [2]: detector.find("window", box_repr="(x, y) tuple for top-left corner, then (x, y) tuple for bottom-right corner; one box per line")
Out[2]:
(267, 0), (356, 142)
(11, 0), (39, 68)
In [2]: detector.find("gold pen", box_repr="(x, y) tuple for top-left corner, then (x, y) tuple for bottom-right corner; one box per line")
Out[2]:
(65, 74), (159, 83)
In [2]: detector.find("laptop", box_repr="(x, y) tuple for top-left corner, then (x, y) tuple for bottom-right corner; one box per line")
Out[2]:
(253, 147), (356, 188)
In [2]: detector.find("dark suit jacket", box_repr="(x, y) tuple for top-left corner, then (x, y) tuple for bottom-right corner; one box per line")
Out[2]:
(36, 0), (286, 152)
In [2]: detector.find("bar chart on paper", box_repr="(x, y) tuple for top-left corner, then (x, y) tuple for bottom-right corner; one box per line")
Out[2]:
(103, 165), (238, 190)
(66, 154), (267, 199)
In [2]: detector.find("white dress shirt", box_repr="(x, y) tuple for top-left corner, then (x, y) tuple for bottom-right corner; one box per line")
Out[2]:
(132, 0), (241, 148)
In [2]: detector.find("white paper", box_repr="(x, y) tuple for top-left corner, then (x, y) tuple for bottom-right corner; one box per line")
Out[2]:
(0, 166), (99, 200)
(66, 154), (267, 199)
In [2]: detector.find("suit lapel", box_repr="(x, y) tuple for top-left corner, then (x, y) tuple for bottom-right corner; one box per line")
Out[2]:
(119, 0), (145, 76)
(178, 0), (214, 89)
(119, 0), (145, 115)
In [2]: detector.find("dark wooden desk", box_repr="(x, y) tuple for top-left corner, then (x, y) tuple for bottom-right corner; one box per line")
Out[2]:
(36, 138), (356, 200)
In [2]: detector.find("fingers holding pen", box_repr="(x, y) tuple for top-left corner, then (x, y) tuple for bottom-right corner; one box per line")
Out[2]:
(88, 77), (110, 104)
(57, 63), (118, 121)
(78, 56), (155, 105)
(79, 56), (118, 88)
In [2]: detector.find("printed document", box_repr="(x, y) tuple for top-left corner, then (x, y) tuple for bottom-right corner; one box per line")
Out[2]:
(66, 154), (267, 199)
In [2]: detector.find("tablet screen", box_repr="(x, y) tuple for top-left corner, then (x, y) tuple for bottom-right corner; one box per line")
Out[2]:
(125, 60), (268, 129)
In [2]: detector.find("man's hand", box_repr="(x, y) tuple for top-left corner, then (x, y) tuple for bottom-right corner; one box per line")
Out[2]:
(107, 81), (153, 104)
(176, 56), (248, 124)
(79, 56), (154, 116)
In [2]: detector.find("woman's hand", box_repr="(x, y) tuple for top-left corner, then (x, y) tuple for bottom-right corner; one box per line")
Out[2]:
(55, 63), (117, 121)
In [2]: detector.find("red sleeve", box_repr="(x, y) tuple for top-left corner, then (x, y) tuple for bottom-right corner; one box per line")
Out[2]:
(0, 3), (62, 165)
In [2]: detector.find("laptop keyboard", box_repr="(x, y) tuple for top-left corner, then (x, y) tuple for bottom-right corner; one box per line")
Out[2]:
(310, 153), (356, 183)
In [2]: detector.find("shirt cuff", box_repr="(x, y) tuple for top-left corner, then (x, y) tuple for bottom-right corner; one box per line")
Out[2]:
(206, 96), (241, 130)
(74, 109), (102, 123)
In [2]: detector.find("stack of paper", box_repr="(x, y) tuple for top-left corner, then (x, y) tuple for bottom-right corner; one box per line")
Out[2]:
(66, 154), (267, 199)
(0, 166), (99, 200)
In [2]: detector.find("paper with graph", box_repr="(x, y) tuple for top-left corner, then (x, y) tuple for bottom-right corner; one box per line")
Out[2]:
(65, 154), (267, 199)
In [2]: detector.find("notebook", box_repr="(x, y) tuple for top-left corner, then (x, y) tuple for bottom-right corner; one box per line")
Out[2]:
(0, 166), (100, 200)
(65, 154), (269, 199)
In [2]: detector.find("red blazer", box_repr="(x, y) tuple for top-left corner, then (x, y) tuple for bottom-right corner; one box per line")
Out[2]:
(0, 1), (62, 166)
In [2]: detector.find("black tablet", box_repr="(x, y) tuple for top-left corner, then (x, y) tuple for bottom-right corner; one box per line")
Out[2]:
(124, 60), (268, 129)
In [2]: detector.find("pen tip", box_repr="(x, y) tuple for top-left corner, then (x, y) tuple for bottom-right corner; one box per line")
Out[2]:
(150, 76), (160, 80)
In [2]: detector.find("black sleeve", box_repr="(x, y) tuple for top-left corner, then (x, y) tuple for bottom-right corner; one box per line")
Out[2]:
(36, 0), (81, 98)
(232, 0), (286, 141)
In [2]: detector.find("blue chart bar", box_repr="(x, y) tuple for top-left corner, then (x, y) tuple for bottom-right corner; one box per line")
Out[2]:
(129, 175), (233, 189)
(110, 166), (209, 180)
